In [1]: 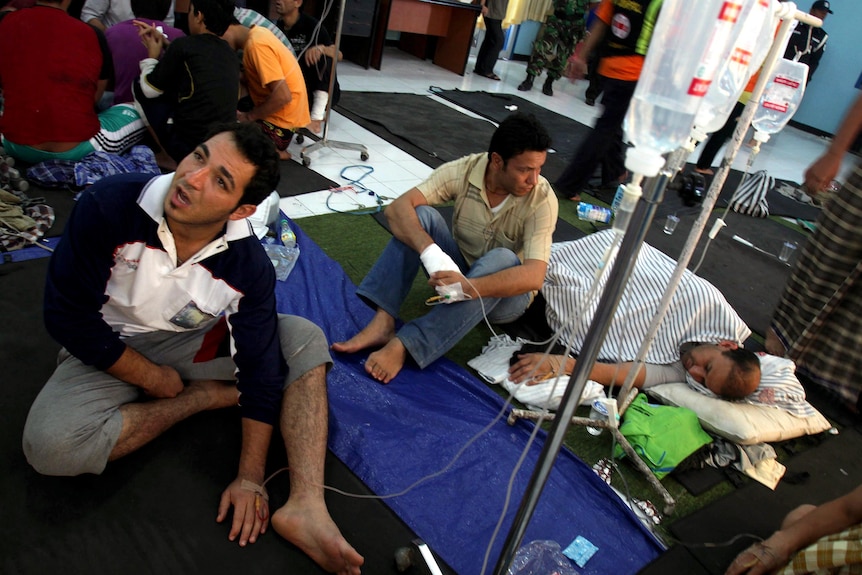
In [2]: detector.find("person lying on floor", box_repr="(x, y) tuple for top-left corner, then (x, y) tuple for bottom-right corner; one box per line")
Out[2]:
(508, 340), (761, 399)
(22, 123), (363, 575)
(506, 230), (762, 400)
(332, 113), (558, 383)
(725, 483), (862, 575)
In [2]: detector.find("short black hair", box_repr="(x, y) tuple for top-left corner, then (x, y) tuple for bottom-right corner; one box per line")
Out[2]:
(721, 348), (761, 399)
(191, 0), (235, 36)
(131, 0), (172, 21)
(487, 112), (552, 164)
(205, 123), (280, 207)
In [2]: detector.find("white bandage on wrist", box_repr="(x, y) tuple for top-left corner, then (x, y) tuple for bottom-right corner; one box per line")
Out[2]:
(419, 243), (460, 275)
(311, 90), (329, 121)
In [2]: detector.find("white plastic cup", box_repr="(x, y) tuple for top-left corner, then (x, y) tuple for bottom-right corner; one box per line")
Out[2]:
(663, 214), (680, 235)
(586, 399), (608, 436)
(778, 241), (797, 263)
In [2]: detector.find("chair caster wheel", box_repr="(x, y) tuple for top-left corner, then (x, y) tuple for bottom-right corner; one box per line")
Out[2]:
(360, 152), (369, 161)
(302, 156), (311, 167)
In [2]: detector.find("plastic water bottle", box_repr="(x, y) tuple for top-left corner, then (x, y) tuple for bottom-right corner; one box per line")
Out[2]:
(577, 202), (612, 224)
(624, 0), (747, 176)
(694, 0), (776, 136)
(263, 218), (300, 281)
(751, 57), (808, 140)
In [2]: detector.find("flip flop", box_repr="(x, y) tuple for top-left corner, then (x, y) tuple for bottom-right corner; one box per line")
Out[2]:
(483, 72), (501, 81)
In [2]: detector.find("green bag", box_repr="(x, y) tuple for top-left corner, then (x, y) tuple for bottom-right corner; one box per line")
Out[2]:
(613, 394), (712, 479)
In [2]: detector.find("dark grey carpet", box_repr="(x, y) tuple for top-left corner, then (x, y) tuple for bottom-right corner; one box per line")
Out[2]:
(644, 209), (807, 337)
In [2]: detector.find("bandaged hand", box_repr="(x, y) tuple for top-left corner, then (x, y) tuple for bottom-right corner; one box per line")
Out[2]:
(420, 243), (460, 276)
(509, 352), (568, 385)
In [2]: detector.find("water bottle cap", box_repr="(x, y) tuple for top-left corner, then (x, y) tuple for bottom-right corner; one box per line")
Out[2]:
(625, 147), (666, 178)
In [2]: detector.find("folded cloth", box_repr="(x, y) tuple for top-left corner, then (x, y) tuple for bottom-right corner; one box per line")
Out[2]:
(26, 145), (160, 190)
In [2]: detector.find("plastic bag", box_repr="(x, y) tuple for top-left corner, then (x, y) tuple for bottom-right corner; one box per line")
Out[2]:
(507, 540), (580, 575)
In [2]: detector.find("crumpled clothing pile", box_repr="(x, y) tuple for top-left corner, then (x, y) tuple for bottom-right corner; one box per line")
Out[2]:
(0, 188), (54, 251)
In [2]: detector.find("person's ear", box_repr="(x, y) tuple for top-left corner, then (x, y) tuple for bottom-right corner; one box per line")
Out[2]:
(490, 152), (504, 170)
(718, 340), (739, 350)
(229, 204), (258, 220)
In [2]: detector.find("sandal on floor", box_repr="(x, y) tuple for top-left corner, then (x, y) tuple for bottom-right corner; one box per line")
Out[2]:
(483, 72), (501, 81)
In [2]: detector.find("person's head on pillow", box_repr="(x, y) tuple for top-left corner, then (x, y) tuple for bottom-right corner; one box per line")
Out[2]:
(680, 340), (761, 399)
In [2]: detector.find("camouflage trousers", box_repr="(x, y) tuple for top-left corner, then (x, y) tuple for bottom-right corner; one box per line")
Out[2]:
(525, 16), (581, 82)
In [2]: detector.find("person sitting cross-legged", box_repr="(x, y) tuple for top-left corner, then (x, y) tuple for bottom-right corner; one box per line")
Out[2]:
(332, 113), (558, 384)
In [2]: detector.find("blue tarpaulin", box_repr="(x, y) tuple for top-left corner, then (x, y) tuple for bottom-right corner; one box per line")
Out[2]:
(274, 217), (664, 575)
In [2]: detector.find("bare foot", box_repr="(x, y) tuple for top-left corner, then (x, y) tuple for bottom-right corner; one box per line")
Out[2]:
(278, 149), (292, 161)
(309, 120), (322, 134)
(764, 328), (787, 357)
(271, 499), (364, 575)
(331, 309), (396, 354)
(186, 379), (238, 410)
(365, 338), (407, 384)
(694, 167), (714, 176)
(568, 195), (581, 202)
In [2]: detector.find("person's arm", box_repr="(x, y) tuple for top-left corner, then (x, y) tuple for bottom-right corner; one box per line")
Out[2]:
(508, 353), (650, 387)
(217, 418), (273, 546)
(303, 43), (342, 66)
(567, 7), (609, 79)
(433, 258), (547, 299)
(93, 25), (112, 104)
(80, 0), (108, 31)
(804, 91), (862, 192)
(725, 484), (862, 575)
(384, 187), (435, 253)
(237, 79), (292, 123)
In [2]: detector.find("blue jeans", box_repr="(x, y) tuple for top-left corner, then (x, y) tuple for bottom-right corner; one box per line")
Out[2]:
(357, 206), (530, 368)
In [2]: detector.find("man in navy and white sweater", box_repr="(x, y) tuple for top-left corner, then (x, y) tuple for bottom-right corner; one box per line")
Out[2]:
(23, 122), (364, 575)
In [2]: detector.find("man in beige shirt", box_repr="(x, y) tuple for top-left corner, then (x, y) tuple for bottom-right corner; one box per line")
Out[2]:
(333, 113), (558, 383)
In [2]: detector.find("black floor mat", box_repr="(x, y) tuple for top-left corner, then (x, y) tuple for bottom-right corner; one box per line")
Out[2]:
(644, 210), (808, 336)
(652, 427), (862, 575)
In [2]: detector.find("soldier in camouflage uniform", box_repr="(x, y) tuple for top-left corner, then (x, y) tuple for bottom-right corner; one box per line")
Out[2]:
(517, 0), (586, 96)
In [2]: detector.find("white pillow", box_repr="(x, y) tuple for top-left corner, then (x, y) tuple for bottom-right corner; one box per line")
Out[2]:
(647, 383), (832, 445)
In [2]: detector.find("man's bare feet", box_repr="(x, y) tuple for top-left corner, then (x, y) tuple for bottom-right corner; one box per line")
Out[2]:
(694, 167), (714, 176)
(331, 309), (396, 354)
(186, 379), (238, 410)
(365, 338), (407, 384)
(278, 149), (292, 161)
(764, 328), (787, 357)
(309, 120), (322, 134)
(271, 499), (364, 575)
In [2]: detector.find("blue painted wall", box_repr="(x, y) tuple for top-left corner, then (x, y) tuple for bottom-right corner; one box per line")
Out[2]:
(792, 0), (861, 134)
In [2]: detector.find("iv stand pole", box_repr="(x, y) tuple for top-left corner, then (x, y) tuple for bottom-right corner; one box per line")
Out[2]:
(300, 0), (369, 167)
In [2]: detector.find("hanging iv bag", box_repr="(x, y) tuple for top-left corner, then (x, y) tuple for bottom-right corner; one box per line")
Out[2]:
(751, 57), (808, 141)
(693, 0), (777, 137)
(624, 0), (750, 175)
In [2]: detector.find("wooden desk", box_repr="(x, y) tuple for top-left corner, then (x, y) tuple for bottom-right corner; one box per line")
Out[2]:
(371, 0), (481, 75)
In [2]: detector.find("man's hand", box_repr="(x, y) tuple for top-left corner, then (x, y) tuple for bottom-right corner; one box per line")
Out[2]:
(429, 270), (471, 296)
(567, 56), (588, 81)
(304, 44), (326, 66)
(803, 151), (842, 194)
(509, 352), (567, 385)
(217, 477), (269, 547)
(142, 364), (184, 398)
(135, 20), (167, 59)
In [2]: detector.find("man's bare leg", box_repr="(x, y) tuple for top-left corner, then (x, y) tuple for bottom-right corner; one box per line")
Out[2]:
(110, 379), (238, 461)
(331, 308), (396, 354)
(365, 338), (407, 384)
(271, 365), (364, 575)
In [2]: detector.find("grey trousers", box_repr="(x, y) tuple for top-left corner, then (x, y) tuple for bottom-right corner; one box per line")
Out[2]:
(22, 314), (331, 476)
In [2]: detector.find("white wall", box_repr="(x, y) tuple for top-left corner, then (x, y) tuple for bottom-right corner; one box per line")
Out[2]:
(791, 0), (861, 134)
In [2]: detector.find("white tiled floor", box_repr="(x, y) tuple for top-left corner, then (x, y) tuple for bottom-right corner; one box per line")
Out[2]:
(280, 47), (851, 219)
